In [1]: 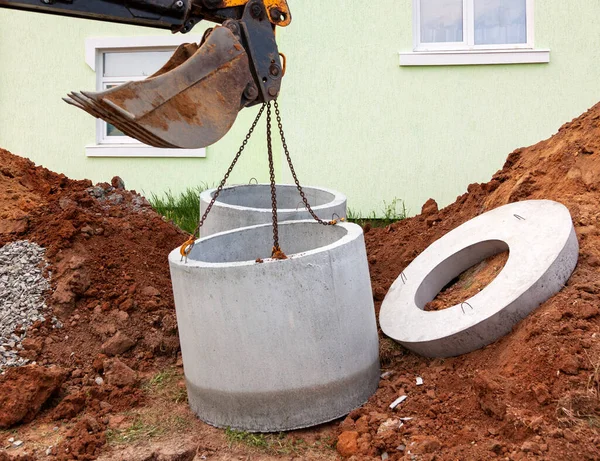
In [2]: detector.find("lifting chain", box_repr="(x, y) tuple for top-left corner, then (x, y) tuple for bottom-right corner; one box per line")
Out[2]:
(180, 100), (341, 263)
(180, 104), (266, 261)
(266, 102), (287, 259)
(274, 100), (340, 227)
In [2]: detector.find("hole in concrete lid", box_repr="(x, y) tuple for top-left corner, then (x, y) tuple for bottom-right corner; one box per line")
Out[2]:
(414, 240), (510, 312)
(188, 221), (349, 264)
(213, 185), (336, 210)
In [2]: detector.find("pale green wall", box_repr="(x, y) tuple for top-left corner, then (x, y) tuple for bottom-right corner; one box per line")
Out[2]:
(1, 1), (599, 215)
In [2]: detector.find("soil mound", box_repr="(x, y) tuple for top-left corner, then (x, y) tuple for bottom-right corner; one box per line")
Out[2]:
(1, 101), (600, 460)
(0, 149), (185, 457)
(346, 104), (600, 459)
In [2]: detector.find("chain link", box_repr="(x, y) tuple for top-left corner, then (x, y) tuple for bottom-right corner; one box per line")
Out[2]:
(182, 99), (332, 263)
(274, 100), (336, 226)
(266, 101), (286, 258)
(189, 104), (266, 240)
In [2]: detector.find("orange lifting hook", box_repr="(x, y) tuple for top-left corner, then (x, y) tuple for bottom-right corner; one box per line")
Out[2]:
(180, 237), (196, 262)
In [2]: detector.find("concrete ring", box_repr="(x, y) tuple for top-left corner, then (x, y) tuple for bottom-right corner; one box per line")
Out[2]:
(379, 200), (579, 357)
(199, 184), (347, 237)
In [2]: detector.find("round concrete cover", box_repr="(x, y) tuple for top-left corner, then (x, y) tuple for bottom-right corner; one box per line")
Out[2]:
(379, 200), (579, 358)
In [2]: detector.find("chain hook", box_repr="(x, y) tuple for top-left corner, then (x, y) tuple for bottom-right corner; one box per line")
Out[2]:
(179, 104), (266, 263)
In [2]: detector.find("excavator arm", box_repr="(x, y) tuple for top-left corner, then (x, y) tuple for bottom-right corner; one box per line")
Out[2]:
(0, 0), (291, 148)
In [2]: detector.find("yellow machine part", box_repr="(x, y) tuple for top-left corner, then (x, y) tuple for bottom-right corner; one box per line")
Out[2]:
(218, 0), (291, 26)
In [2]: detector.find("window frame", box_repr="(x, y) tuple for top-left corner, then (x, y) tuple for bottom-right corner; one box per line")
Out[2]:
(413, 0), (535, 52)
(84, 36), (206, 158)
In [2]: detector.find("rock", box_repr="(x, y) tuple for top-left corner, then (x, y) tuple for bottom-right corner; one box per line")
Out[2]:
(578, 303), (599, 319)
(119, 298), (135, 312)
(489, 441), (504, 454)
(111, 176), (126, 190)
(559, 355), (580, 375)
(71, 368), (83, 379)
(107, 193), (124, 205)
(101, 331), (136, 356)
(99, 401), (113, 411)
(0, 365), (67, 428)
(521, 441), (541, 454)
(339, 416), (356, 432)
(473, 371), (506, 420)
(21, 337), (43, 353)
(373, 287), (386, 302)
(377, 418), (399, 435)
(81, 225), (94, 235)
(412, 436), (442, 454)
(108, 414), (127, 429)
(104, 358), (138, 387)
(0, 241), (51, 368)
(80, 415), (101, 433)
(59, 197), (77, 210)
(87, 186), (105, 198)
(95, 377), (105, 386)
(337, 431), (359, 457)
(52, 391), (87, 420)
(531, 383), (551, 405)
(563, 429), (578, 443)
(421, 198), (439, 215)
(141, 286), (161, 297)
(13, 440), (23, 447)
(161, 315), (178, 334)
(355, 415), (370, 433)
(93, 354), (108, 372)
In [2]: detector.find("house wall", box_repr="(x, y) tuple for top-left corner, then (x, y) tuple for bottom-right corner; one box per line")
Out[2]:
(1, 0), (599, 216)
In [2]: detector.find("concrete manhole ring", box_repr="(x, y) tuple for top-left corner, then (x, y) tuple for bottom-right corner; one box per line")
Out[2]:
(199, 184), (347, 237)
(379, 200), (579, 357)
(169, 220), (379, 432)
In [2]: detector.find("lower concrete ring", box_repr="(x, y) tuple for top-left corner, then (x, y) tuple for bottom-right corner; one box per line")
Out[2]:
(379, 200), (579, 358)
(199, 184), (347, 237)
(169, 220), (380, 432)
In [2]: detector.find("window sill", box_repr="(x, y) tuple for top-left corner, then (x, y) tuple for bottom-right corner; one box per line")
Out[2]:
(399, 49), (550, 66)
(85, 144), (206, 158)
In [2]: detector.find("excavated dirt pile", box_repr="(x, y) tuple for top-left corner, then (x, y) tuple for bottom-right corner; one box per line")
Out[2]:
(0, 101), (600, 461)
(0, 149), (186, 459)
(339, 104), (600, 459)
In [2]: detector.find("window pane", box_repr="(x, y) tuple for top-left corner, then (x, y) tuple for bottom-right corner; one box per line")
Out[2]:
(107, 123), (125, 137)
(103, 50), (173, 77)
(474, 0), (527, 45)
(420, 0), (464, 44)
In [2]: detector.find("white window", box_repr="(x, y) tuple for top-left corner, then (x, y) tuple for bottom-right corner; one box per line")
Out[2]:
(400, 0), (550, 66)
(84, 36), (206, 158)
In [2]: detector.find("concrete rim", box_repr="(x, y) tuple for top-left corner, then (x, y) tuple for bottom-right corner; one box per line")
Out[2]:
(168, 220), (363, 269)
(379, 200), (579, 356)
(199, 184), (347, 214)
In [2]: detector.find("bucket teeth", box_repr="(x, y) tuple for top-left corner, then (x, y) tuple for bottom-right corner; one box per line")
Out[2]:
(63, 26), (254, 149)
(67, 92), (174, 148)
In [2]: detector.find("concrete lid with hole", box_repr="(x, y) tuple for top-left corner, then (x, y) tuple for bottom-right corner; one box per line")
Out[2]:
(379, 200), (579, 357)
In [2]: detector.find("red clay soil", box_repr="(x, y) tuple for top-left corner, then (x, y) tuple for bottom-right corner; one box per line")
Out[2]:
(0, 101), (599, 461)
(424, 251), (510, 312)
(0, 149), (186, 459)
(343, 103), (600, 460)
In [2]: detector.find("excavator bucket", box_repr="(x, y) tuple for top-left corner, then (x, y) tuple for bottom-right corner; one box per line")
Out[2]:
(64, 26), (254, 149)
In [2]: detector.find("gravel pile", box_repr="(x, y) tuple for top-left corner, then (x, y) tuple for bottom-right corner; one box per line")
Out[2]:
(0, 241), (58, 371)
